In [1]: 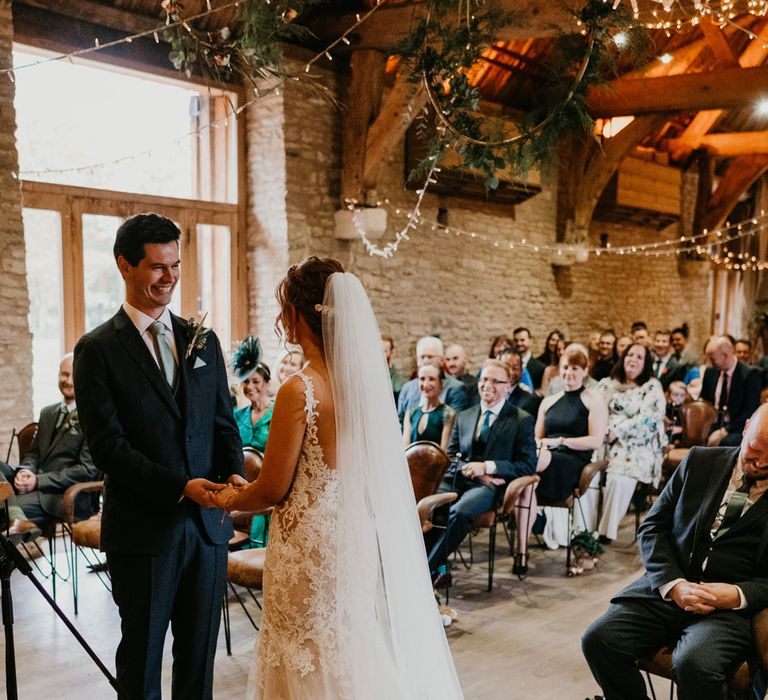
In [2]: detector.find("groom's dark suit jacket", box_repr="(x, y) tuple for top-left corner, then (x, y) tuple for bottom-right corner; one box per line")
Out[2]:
(18, 402), (98, 521)
(446, 399), (537, 483)
(73, 307), (244, 554)
(616, 446), (768, 613)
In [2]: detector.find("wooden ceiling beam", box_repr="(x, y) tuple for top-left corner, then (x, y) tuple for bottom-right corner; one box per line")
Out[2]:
(16, 0), (160, 34)
(587, 65), (768, 118)
(700, 154), (768, 232)
(699, 17), (740, 67)
(670, 131), (768, 158)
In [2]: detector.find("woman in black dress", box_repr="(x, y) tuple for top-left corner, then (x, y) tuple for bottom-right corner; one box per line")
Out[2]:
(512, 344), (608, 577)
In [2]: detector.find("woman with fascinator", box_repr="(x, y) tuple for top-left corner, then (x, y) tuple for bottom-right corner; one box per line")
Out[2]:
(196, 257), (463, 699)
(231, 336), (273, 548)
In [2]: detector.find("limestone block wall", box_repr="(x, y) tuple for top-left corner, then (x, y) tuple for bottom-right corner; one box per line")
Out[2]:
(0, 2), (33, 433)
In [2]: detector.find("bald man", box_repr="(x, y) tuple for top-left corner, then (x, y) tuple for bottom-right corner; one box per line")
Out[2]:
(444, 343), (479, 407)
(583, 404), (768, 700)
(701, 336), (762, 447)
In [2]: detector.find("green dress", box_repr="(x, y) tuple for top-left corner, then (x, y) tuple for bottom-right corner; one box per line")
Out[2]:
(234, 403), (274, 547)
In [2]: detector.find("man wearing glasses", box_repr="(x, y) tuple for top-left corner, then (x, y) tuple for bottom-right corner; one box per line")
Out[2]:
(424, 358), (537, 587)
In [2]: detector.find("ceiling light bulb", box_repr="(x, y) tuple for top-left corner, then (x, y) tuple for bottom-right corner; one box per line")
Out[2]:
(756, 97), (768, 118)
(613, 32), (628, 47)
(659, 53), (673, 64)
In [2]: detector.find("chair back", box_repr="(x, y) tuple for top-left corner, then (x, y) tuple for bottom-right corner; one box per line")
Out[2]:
(405, 440), (451, 502)
(6, 422), (38, 463)
(243, 447), (264, 482)
(680, 400), (717, 447)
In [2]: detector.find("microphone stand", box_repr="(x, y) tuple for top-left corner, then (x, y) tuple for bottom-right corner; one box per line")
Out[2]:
(0, 531), (123, 699)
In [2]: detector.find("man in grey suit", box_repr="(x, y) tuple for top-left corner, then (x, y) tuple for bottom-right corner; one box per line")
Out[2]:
(1, 353), (97, 529)
(582, 404), (768, 700)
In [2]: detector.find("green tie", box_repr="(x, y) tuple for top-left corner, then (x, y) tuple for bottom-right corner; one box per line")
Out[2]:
(715, 477), (752, 538)
(480, 410), (492, 441)
(149, 321), (177, 388)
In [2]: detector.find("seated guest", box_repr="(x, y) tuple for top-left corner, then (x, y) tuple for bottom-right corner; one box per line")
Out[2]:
(631, 321), (650, 347)
(590, 329), (617, 382)
(382, 334), (406, 402)
(536, 330), (563, 367)
(583, 404), (768, 700)
(489, 334), (514, 359)
(701, 336), (762, 447)
(596, 343), (667, 542)
(423, 359), (536, 585)
(665, 380), (689, 446)
(445, 343), (479, 406)
(0, 353), (98, 531)
(512, 345), (607, 577)
(499, 349), (540, 416)
(513, 327), (545, 390)
(734, 337), (753, 365)
(402, 360), (457, 451)
(275, 345), (304, 386)
(653, 329), (688, 390)
(587, 331), (601, 370)
(540, 336), (566, 393)
(397, 336), (466, 423)
(671, 323), (698, 365)
(232, 336), (272, 548)
(615, 334), (632, 358)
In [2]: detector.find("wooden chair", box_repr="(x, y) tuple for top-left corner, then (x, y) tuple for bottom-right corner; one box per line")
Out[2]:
(405, 440), (451, 502)
(528, 460), (609, 576)
(6, 422), (38, 463)
(638, 608), (768, 698)
(662, 399), (718, 479)
(228, 447), (265, 551)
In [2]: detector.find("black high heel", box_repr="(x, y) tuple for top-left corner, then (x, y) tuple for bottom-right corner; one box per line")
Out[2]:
(512, 552), (528, 580)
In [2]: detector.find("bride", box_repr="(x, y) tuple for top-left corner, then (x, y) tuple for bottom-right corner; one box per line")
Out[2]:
(211, 257), (463, 699)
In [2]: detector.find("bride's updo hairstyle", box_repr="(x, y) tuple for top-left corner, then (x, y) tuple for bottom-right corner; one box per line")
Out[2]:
(275, 256), (345, 340)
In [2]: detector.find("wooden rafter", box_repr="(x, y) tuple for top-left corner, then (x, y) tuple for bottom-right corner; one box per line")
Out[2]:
(587, 65), (768, 118)
(700, 155), (768, 232)
(671, 132), (768, 158)
(699, 17), (740, 67)
(17, 0), (159, 33)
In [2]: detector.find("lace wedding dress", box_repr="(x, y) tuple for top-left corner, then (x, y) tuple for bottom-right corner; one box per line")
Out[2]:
(251, 273), (463, 699)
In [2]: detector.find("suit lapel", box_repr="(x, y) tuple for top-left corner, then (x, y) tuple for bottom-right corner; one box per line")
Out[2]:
(172, 314), (190, 418)
(461, 405), (480, 458)
(113, 309), (181, 419)
(691, 450), (736, 557)
(485, 403), (513, 456)
(38, 406), (58, 460)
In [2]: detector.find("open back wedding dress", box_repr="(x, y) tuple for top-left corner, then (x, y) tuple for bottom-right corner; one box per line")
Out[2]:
(251, 272), (463, 699)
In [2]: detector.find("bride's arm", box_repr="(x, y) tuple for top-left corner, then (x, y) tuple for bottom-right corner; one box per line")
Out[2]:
(217, 376), (308, 512)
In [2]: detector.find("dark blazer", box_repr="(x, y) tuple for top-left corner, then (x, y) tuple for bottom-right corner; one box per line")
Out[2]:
(446, 399), (537, 482)
(20, 403), (98, 520)
(701, 362), (762, 434)
(73, 308), (244, 554)
(525, 356), (546, 391)
(616, 446), (768, 613)
(507, 384), (541, 418)
(654, 355), (688, 390)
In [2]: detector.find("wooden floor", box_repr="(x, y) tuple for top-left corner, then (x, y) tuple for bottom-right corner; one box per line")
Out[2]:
(1, 515), (671, 699)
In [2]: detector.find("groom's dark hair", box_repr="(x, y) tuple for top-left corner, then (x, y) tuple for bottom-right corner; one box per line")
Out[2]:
(113, 213), (181, 266)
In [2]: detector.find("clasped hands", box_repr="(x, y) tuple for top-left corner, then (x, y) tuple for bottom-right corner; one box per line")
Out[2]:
(460, 461), (505, 487)
(14, 469), (37, 494)
(183, 474), (248, 512)
(669, 580), (742, 614)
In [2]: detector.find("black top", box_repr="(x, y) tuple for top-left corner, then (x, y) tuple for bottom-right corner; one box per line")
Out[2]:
(544, 386), (589, 442)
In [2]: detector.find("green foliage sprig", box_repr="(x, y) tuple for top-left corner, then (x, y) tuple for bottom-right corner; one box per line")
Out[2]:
(394, 0), (653, 190)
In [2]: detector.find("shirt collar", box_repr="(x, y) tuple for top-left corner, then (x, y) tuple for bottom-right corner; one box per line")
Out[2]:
(521, 351), (531, 364)
(123, 302), (173, 336)
(61, 401), (76, 412)
(480, 397), (506, 416)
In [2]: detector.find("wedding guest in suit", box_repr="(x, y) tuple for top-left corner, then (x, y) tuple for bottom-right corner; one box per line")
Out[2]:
(591, 330), (617, 382)
(653, 329), (687, 390)
(0, 353), (98, 532)
(382, 334), (406, 402)
(74, 213), (245, 700)
(734, 338), (753, 365)
(402, 360), (456, 451)
(512, 344), (607, 577)
(513, 327), (545, 390)
(445, 343), (479, 406)
(583, 404), (768, 700)
(671, 323), (697, 365)
(423, 359), (537, 585)
(499, 349), (541, 417)
(397, 336), (466, 423)
(596, 343), (667, 543)
(632, 321), (651, 348)
(701, 336), (762, 448)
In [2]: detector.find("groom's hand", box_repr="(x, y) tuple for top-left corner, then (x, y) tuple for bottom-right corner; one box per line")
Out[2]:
(183, 478), (228, 508)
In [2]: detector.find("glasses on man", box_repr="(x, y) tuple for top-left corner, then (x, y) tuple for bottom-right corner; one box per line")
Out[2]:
(478, 377), (509, 386)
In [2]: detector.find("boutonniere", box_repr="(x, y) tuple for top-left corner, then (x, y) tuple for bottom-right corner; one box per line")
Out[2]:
(185, 312), (211, 360)
(62, 410), (79, 433)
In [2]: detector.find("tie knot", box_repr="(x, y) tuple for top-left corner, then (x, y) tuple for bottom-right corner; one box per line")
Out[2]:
(150, 321), (166, 338)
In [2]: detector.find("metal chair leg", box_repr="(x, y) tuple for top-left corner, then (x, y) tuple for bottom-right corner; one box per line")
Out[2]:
(222, 593), (232, 655)
(487, 520), (497, 592)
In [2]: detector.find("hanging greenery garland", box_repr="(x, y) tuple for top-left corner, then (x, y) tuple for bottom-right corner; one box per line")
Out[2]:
(393, 0), (653, 189)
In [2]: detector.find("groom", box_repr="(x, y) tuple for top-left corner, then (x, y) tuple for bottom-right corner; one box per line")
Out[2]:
(74, 213), (245, 699)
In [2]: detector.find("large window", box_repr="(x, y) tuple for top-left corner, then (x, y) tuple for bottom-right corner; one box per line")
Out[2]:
(15, 48), (244, 414)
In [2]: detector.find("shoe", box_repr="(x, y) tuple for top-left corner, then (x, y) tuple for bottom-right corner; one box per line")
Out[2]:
(512, 553), (528, 580)
(87, 561), (109, 574)
(598, 535), (613, 545)
(6, 518), (41, 543)
(431, 571), (452, 589)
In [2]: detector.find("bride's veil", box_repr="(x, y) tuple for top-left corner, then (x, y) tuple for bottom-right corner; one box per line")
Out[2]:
(322, 272), (463, 699)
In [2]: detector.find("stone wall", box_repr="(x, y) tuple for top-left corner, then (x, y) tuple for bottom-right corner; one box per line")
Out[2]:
(0, 1), (33, 436)
(241, 62), (712, 378)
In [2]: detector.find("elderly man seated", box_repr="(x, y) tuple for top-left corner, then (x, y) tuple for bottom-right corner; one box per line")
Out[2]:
(701, 336), (762, 447)
(397, 335), (466, 424)
(423, 359), (536, 586)
(1, 353), (98, 534)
